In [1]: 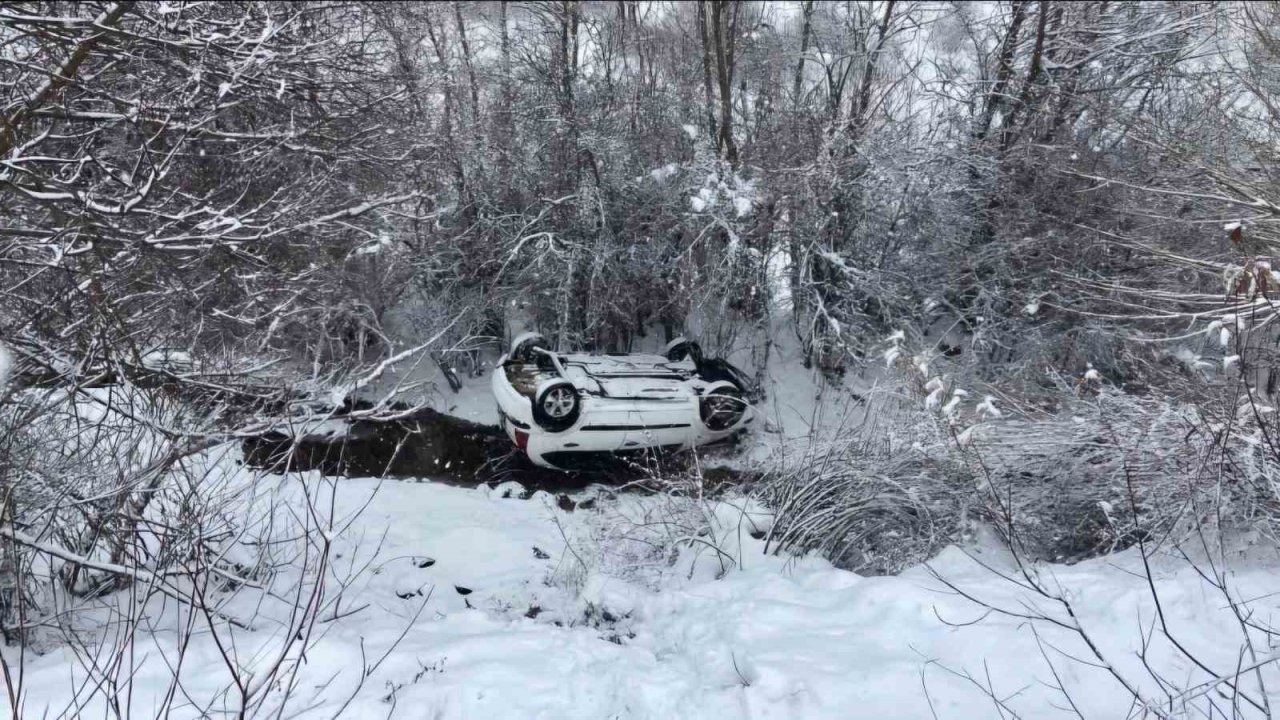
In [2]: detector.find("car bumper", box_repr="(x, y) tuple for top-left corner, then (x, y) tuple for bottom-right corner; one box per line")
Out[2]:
(498, 404), (750, 469)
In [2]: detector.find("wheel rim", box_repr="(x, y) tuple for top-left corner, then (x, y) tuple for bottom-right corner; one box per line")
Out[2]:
(543, 387), (576, 418)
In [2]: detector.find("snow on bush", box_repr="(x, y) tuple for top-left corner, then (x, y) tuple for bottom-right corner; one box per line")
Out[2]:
(780, 326), (1280, 567)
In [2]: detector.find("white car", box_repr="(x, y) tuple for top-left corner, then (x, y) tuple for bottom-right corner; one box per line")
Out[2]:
(492, 333), (755, 469)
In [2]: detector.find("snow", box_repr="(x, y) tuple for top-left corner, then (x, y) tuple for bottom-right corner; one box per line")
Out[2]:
(975, 395), (1001, 419)
(942, 391), (964, 416)
(141, 348), (193, 372)
(16, 469), (1280, 719)
(649, 163), (679, 182)
(925, 386), (943, 410)
(912, 354), (929, 377)
(354, 234), (393, 255)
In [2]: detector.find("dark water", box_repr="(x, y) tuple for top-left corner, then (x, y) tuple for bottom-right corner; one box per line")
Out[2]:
(239, 406), (724, 494)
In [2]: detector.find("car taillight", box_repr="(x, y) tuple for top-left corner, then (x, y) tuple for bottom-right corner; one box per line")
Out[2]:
(514, 430), (529, 452)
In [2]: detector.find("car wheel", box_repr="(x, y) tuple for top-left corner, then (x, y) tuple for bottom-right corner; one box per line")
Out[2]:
(664, 336), (704, 364)
(700, 380), (747, 431)
(532, 379), (580, 432)
(510, 332), (550, 363)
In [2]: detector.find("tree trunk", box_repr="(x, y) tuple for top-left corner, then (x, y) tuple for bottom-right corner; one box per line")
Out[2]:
(711, 0), (740, 166)
(792, 0), (815, 111)
(425, 16), (467, 207)
(453, 2), (486, 190)
(698, 1), (718, 143)
(974, 1), (1028, 144)
(557, 0), (581, 193)
(498, 0), (515, 201)
(848, 0), (897, 133)
(1001, 0), (1051, 151)
(454, 2), (482, 122)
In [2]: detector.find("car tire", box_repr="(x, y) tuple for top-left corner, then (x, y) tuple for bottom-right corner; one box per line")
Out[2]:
(700, 380), (747, 431)
(664, 336), (704, 365)
(510, 332), (550, 363)
(532, 379), (580, 432)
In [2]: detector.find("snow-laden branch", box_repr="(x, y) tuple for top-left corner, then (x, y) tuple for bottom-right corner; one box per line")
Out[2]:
(0, 525), (261, 593)
(328, 312), (464, 405)
(0, 2), (134, 158)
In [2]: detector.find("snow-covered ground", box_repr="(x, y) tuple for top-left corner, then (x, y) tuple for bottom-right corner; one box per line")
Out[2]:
(14, 466), (1280, 719)
(8, 305), (1271, 719)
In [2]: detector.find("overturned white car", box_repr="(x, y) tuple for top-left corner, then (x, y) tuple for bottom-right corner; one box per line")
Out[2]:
(492, 333), (755, 469)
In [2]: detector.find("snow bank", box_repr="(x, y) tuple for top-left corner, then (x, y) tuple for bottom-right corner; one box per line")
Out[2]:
(14, 471), (1280, 719)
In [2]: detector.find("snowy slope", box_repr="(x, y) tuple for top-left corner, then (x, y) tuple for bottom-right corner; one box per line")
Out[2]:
(14, 469), (1280, 719)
